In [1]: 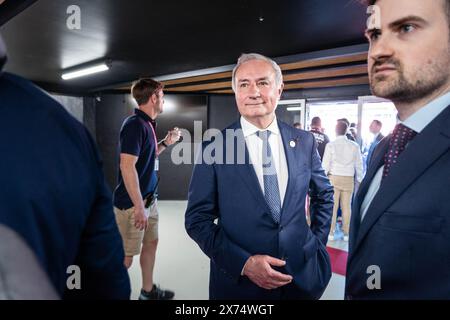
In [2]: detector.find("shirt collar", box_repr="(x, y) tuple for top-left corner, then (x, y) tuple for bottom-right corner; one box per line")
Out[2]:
(400, 91), (450, 133)
(135, 108), (156, 126)
(336, 135), (348, 140)
(240, 116), (280, 138)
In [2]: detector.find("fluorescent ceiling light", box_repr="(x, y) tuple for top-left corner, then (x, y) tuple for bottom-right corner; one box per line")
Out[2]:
(287, 107), (302, 111)
(62, 63), (110, 80)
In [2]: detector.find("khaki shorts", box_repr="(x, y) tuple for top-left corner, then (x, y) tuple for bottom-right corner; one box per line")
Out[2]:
(114, 201), (159, 257)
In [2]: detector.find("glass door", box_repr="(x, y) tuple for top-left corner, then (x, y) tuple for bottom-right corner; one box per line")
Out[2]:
(276, 99), (306, 129)
(358, 95), (397, 152)
(305, 100), (358, 141)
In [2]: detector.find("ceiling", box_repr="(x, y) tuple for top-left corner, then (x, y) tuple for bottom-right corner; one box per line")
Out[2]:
(0, 0), (368, 95)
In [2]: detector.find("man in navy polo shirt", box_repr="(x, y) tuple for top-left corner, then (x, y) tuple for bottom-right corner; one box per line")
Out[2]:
(113, 78), (180, 300)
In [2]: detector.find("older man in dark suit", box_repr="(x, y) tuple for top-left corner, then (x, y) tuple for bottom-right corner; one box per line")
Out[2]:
(185, 53), (334, 300)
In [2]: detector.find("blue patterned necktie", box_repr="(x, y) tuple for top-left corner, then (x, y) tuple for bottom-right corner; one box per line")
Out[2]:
(257, 130), (281, 223)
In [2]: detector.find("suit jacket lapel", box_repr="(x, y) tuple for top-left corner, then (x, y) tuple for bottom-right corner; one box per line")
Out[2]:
(348, 136), (390, 255)
(353, 106), (450, 255)
(278, 121), (300, 219)
(356, 137), (390, 211)
(229, 122), (272, 214)
(376, 133), (384, 143)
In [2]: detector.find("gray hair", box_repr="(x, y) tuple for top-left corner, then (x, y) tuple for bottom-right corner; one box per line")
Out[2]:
(231, 53), (283, 92)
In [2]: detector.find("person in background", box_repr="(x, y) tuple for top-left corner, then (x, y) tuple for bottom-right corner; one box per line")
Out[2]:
(322, 121), (363, 241)
(113, 78), (180, 300)
(366, 120), (384, 167)
(293, 122), (302, 129)
(338, 118), (356, 142)
(349, 123), (363, 151)
(309, 117), (330, 161)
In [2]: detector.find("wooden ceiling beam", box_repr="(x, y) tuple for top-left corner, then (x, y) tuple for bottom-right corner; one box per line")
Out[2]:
(283, 64), (367, 82)
(165, 80), (231, 92)
(206, 89), (234, 94)
(283, 76), (369, 90)
(165, 65), (368, 92)
(206, 76), (369, 94)
(162, 71), (232, 86)
(118, 51), (368, 91)
(280, 52), (367, 71)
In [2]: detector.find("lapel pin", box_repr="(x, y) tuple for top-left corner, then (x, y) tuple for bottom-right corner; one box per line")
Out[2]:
(290, 140), (296, 148)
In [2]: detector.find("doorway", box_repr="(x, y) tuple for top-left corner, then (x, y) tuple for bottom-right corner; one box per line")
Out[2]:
(305, 100), (358, 141)
(276, 99), (306, 129)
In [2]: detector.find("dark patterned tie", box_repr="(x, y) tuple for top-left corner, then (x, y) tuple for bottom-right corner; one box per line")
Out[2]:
(383, 123), (417, 179)
(257, 130), (281, 223)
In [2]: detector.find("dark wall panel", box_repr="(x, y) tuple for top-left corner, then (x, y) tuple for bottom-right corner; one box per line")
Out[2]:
(83, 97), (97, 143)
(94, 93), (207, 200)
(207, 95), (239, 130)
(282, 84), (371, 101)
(51, 94), (83, 123)
(95, 94), (133, 192)
(155, 95), (207, 200)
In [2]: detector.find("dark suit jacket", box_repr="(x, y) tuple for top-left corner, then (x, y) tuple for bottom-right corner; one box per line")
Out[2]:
(346, 105), (450, 299)
(0, 71), (130, 299)
(185, 120), (334, 300)
(366, 133), (385, 167)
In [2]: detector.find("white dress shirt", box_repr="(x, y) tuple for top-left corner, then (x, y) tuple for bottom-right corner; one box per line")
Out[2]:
(322, 136), (364, 183)
(360, 91), (450, 221)
(240, 116), (288, 206)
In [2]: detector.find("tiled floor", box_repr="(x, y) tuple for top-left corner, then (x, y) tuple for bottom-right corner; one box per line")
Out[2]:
(127, 201), (347, 300)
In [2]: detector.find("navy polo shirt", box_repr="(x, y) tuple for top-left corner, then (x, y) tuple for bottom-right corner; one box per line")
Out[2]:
(113, 109), (158, 210)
